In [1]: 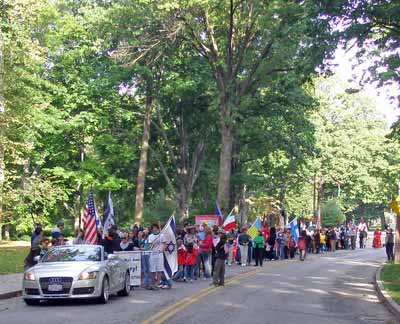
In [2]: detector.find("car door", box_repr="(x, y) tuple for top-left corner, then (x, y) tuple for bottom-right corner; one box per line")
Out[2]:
(105, 255), (119, 292)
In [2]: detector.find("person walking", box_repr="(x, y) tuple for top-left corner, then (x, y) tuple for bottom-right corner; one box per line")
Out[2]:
(298, 230), (307, 261)
(148, 223), (166, 290)
(320, 230), (327, 253)
(313, 230), (321, 254)
(238, 227), (250, 266)
(185, 242), (198, 283)
(358, 219), (368, 249)
(372, 228), (382, 248)
(199, 227), (213, 278)
(173, 239), (186, 281)
(226, 229), (235, 266)
(328, 227), (337, 252)
(212, 231), (227, 287)
(253, 231), (265, 266)
(266, 227), (277, 261)
(385, 228), (395, 261)
(277, 228), (286, 260)
(349, 225), (356, 250)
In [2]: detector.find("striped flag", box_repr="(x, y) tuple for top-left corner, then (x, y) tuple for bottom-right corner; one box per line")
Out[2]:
(162, 215), (177, 280)
(102, 191), (115, 239)
(214, 201), (223, 226)
(248, 217), (262, 239)
(83, 189), (98, 245)
(222, 208), (236, 231)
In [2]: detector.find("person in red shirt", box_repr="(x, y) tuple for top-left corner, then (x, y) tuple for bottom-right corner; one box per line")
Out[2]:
(173, 239), (186, 281)
(185, 242), (198, 282)
(298, 230), (307, 261)
(199, 227), (213, 278)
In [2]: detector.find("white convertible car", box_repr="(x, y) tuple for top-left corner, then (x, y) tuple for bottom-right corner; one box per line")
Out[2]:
(22, 245), (131, 305)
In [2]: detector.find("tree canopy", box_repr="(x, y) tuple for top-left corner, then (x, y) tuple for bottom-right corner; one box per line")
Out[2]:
(0, 0), (399, 238)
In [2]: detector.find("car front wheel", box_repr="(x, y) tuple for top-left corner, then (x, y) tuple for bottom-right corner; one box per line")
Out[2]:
(97, 276), (110, 304)
(117, 272), (131, 297)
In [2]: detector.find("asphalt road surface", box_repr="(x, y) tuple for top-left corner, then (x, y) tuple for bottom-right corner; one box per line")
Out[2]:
(0, 248), (398, 324)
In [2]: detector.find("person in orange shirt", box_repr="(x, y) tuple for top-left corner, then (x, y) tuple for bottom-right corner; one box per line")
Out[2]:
(173, 239), (186, 281)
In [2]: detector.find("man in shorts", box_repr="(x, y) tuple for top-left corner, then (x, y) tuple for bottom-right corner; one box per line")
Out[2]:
(148, 224), (166, 290)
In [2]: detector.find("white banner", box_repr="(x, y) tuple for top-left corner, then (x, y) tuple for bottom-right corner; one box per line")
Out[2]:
(115, 251), (142, 286)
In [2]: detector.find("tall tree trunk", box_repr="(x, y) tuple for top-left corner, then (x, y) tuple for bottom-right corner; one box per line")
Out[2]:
(316, 179), (324, 228)
(238, 184), (248, 226)
(0, 30), (5, 241)
(217, 101), (233, 212)
(177, 184), (189, 223)
(134, 93), (153, 225)
(396, 184), (400, 264)
(395, 215), (400, 264)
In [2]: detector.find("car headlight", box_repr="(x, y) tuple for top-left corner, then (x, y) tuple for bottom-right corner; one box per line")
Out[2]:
(79, 271), (98, 280)
(24, 272), (36, 281)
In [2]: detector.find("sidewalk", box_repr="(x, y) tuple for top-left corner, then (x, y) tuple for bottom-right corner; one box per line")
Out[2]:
(0, 273), (23, 300)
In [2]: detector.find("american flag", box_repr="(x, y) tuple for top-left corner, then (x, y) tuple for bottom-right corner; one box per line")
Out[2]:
(83, 190), (98, 245)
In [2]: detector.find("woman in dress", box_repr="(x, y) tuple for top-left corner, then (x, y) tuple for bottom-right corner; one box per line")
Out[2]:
(372, 228), (381, 248)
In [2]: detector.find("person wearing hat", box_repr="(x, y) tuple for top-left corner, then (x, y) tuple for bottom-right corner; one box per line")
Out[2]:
(51, 221), (64, 243)
(212, 230), (227, 286)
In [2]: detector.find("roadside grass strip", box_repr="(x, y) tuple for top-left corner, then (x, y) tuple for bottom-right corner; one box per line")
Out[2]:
(381, 263), (400, 305)
(0, 246), (29, 274)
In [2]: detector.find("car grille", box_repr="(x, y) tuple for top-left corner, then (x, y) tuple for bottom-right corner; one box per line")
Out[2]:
(39, 277), (73, 295)
(73, 287), (95, 295)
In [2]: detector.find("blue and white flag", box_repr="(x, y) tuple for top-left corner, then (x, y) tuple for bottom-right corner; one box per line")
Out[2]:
(289, 217), (299, 243)
(161, 215), (177, 280)
(102, 191), (115, 239)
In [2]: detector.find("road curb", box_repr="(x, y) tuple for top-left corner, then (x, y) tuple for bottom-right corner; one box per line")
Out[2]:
(375, 264), (400, 318)
(0, 290), (22, 300)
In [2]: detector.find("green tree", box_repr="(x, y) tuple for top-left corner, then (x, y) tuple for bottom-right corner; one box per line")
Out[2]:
(321, 198), (345, 227)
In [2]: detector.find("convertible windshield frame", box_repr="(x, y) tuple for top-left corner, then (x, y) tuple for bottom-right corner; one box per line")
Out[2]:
(41, 246), (102, 263)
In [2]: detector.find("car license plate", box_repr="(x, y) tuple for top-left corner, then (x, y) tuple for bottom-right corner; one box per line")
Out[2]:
(48, 284), (63, 292)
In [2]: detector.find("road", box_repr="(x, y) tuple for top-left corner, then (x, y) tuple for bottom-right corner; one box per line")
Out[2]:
(0, 248), (398, 324)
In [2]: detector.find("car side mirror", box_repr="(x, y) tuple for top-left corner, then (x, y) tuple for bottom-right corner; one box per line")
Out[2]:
(34, 256), (41, 263)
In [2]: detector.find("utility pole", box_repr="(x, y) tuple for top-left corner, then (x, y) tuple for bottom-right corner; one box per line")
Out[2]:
(0, 27), (5, 241)
(395, 184), (400, 264)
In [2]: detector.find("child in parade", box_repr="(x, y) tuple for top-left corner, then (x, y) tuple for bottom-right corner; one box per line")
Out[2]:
(173, 239), (186, 281)
(185, 242), (198, 283)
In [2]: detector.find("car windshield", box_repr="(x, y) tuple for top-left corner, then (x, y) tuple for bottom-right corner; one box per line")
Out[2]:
(41, 246), (101, 262)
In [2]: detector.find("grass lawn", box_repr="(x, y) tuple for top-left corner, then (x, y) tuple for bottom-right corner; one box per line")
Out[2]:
(0, 246), (30, 274)
(381, 263), (400, 305)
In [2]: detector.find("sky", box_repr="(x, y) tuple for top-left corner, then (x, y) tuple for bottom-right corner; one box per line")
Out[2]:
(330, 47), (399, 127)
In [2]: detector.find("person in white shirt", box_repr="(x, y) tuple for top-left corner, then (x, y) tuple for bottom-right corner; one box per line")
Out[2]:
(358, 219), (368, 248)
(148, 224), (166, 290)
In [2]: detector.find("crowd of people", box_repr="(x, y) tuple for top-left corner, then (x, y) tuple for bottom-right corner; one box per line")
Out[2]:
(24, 218), (396, 292)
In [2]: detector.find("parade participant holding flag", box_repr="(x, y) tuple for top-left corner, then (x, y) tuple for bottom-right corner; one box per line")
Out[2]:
(102, 191), (115, 239)
(148, 223), (166, 290)
(212, 230), (227, 287)
(222, 208), (236, 231)
(160, 215), (178, 289)
(199, 227), (213, 278)
(83, 189), (98, 245)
